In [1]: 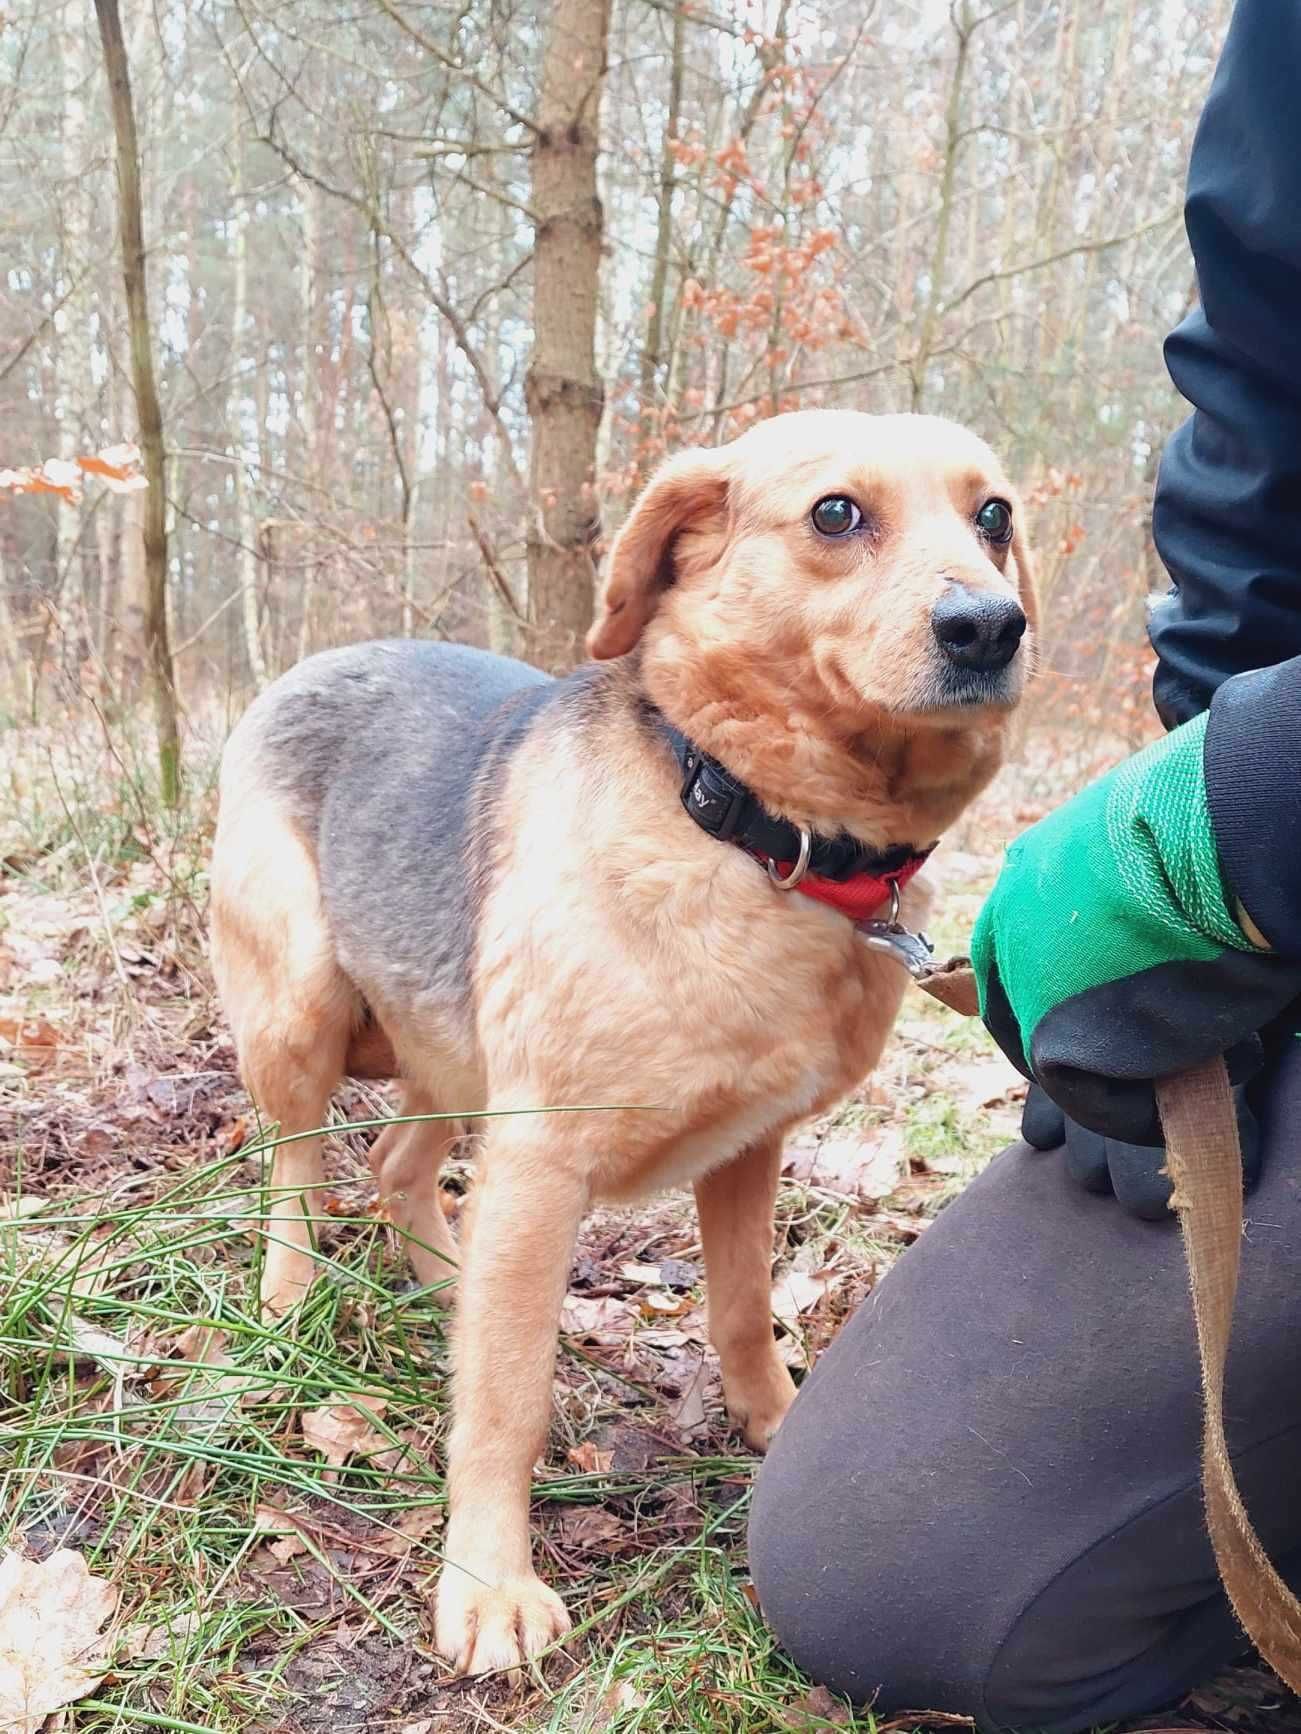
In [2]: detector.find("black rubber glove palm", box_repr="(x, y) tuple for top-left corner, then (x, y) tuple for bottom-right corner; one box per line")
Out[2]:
(1019, 1080), (1264, 1221)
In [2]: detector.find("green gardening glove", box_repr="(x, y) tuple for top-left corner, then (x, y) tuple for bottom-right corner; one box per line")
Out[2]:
(972, 710), (1301, 1148)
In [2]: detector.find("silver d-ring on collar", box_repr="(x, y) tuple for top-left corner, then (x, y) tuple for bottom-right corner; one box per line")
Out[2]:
(767, 828), (812, 890)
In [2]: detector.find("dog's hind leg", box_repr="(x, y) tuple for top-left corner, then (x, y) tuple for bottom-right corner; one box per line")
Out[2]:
(211, 794), (350, 1316)
(366, 1086), (460, 1300)
(695, 1133), (798, 1452)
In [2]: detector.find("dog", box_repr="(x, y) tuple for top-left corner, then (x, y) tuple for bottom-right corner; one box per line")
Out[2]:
(209, 408), (1037, 1674)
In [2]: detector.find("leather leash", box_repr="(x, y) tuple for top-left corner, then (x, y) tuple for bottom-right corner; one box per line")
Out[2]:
(911, 957), (1301, 1691)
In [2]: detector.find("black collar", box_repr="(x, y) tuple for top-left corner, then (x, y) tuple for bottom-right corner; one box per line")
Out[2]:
(654, 715), (926, 884)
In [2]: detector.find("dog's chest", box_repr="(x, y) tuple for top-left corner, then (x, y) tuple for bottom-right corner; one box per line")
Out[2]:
(589, 939), (905, 1200)
(477, 774), (920, 1195)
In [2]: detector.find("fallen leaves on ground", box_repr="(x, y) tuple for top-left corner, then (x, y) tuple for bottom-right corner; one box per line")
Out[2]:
(253, 1503), (311, 1565)
(301, 1394), (390, 1474)
(566, 1440), (614, 1475)
(667, 1350), (711, 1440)
(771, 1265), (837, 1333)
(617, 1260), (662, 1286)
(560, 1293), (635, 1346)
(950, 1055), (1025, 1114)
(780, 1683), (853, 1729)
(555, 1506), (630, 1554)
(0, 1548), (118, 1733)
(63, 1317), (133, 1372)
(148, 1326), (249, 1498)
(360, 1504), (444, 1558)
(784, 1126), (906, 1199)
(118, 1608), (203, 1661)
(0, 1015), (61, 1072)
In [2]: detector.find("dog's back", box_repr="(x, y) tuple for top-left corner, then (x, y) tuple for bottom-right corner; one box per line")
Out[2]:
(226, 638), (550, 845)
(221, 639), (554, 1012)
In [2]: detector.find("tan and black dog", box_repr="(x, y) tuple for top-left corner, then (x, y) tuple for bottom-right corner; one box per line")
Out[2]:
(210, 408), (1038, 1673)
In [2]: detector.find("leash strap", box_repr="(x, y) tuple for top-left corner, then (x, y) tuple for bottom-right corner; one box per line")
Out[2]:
(1158, 1056), (1301, 1689)
(911, 960), (1301, 1691)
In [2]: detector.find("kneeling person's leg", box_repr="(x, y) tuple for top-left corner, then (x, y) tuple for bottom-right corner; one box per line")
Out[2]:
(750, 1048), (1301, 1733)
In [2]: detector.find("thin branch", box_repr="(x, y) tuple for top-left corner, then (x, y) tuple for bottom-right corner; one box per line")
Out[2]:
(0, 269), (92, 389)
(467, 513), (525, 621)
(257, 121), (526, 496)
(369, 0), (540, 137)
(937, 211), (1181, 320)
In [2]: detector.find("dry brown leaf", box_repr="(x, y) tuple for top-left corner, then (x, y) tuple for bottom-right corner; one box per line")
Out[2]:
(360, 1504), (444, 1558)
(0, 1548), (118, 1732)
(869, 1211), (930, 1243)
(770, 1267), (834, 1332)
(566, 1440), (614, 1475)
(786, 1127), (905, 1199)
(218, 1115), (249, 1154)
(555, 1506), (628, 1552)
(781, 1682), (852, 1729)
(64, 1318), (131, 1370)
(668, 1352), (710, 1439)
(252, 1504), (310, 1565)
(149, 1327), (247, 1498)
(401, 1720), (436, 1734)
(559, 1293), (634, 1345)
(301, 1394), (390, 1471)
(598, 1681), (649, 1719)
(0, 1015), (59, 1051)
(638, 1288), (693, 1317)
(117, 1609), (202, 1661)
(824, 1127), (905, 1197)
(62, 1234), (139, 1305)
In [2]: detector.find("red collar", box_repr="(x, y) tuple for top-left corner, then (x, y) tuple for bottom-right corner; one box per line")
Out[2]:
(757, 846), (930, 921)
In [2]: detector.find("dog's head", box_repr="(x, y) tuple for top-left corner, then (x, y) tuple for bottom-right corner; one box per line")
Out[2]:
(588, 409), (1038, 839)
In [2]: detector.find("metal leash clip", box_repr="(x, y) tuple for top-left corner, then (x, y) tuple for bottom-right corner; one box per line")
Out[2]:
(855, 880), (936, 980)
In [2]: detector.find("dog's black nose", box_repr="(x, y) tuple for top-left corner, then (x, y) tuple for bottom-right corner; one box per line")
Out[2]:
(932, 586), (1027, 671)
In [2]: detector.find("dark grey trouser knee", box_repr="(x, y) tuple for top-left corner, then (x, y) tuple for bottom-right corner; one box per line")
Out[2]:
(749, 1044), (1301, 1733)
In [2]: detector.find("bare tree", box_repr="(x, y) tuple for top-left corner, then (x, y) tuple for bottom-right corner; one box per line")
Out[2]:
(0, 0), (1231, 731)
(526, 0), (611, 673)
(94, 0), (179, 803)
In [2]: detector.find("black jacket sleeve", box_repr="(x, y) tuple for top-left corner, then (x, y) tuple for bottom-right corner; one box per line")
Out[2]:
(1148, 0), (1301, 729)
(1205, 656), (1301, 959)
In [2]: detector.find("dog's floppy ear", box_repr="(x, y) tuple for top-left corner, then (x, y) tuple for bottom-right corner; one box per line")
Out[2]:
(587, 447), (729, 660)
(1009, 495), (1040, 666)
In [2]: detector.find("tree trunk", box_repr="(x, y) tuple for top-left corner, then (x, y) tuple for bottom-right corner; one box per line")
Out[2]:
(638, 1), (686, 433)
(911, 2), (973, 412)
(94, 0), (179, 805)
(56, 10), (91, 664)
(230, 140), (268, 691)
(290, 140), (323, 668)
(524, 0), (611, 674)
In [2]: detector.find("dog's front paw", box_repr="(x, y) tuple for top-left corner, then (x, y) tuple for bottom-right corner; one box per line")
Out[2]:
(728, 1363), (798, 1453)
(435, 1568), (570, 1675)
(259, 1242), (319, 1316)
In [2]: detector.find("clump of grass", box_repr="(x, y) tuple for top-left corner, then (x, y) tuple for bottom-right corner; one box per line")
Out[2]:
(1, 1146), (451, 1727)
(538, 1544), (875, 1732)
(0, 1133), (795, 1732)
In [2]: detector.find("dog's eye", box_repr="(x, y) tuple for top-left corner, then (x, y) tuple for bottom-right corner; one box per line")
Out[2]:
(976, 498), (1014, 543)
(811, 495), (862, 537)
